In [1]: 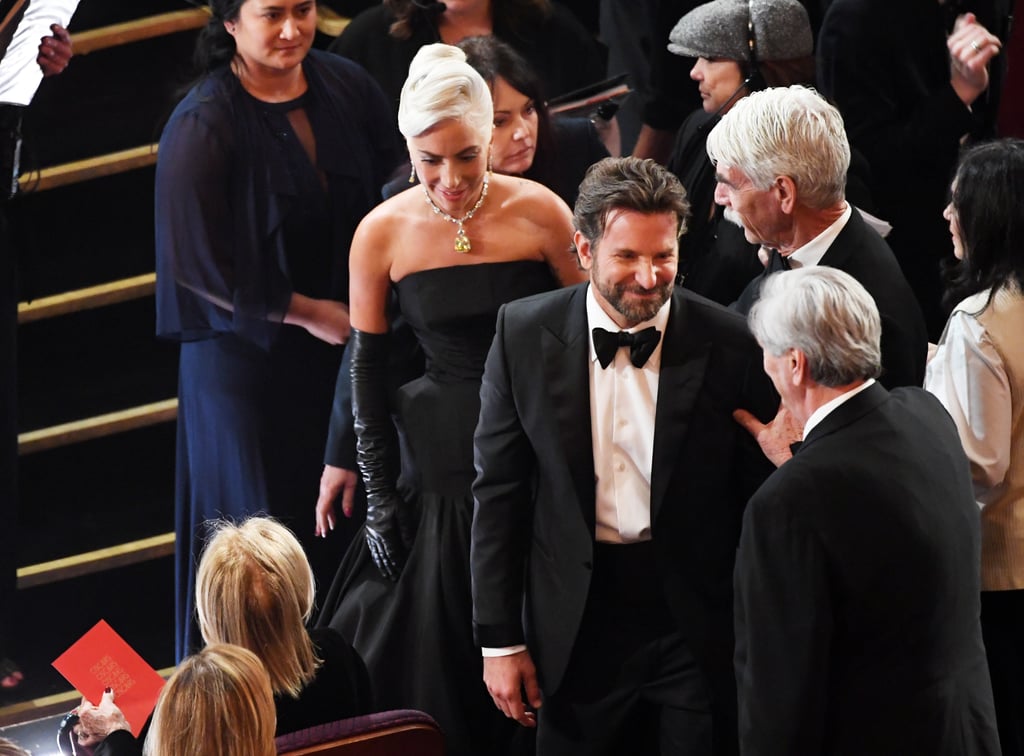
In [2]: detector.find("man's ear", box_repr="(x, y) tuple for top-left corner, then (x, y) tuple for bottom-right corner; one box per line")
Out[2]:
(574, 230), (594, 271)
(790, 348), (809, 387)
(775, 175), (798, 215)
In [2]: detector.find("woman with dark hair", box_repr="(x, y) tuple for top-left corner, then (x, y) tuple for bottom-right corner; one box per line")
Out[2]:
(155, 0), (401, 661)
(459, 35), (607, 205)
(925, 138), (1024, 756)
(327, 0), (605, 124)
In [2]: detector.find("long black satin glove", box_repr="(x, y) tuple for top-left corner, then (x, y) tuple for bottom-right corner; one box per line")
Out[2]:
(350, 329), (408, 581)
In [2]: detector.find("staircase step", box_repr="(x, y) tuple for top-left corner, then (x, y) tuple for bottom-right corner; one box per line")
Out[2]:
(11, 168), (158, 298)
(17, 297), (178, 431)
(18, 533), (175, 589)
(17, 423), (176, 566)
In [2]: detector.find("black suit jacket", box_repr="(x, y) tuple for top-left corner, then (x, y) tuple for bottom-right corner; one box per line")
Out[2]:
(734, 383), (1001, 755)
(732, 209), (928, 388)
(471, 284), (776, 755)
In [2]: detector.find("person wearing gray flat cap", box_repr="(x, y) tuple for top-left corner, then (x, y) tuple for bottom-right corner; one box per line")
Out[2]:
(663, 0), (815, 306)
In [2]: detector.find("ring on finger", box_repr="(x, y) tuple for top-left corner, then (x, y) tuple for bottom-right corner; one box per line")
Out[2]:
(971, 39), (983, 52)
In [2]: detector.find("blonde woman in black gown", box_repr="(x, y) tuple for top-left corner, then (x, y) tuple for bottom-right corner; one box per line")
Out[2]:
(315, 44), (584, 756)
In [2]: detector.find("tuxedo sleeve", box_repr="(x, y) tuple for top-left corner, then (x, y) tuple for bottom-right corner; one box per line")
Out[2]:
(471, 303), (537, 648)
(734, 470), (832, 755)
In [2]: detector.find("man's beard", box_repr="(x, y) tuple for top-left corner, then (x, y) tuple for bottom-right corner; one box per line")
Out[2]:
(597, 278), (673, 326)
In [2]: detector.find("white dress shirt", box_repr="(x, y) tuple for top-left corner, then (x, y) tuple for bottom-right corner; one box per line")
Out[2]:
(802, 378), (876, 440)
(482, 287), (671, 658)
(785, 203), (853, 268)
(587, 285), (671, 543)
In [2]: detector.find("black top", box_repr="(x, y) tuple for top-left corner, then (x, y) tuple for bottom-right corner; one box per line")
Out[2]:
(275, 627), (373, 736)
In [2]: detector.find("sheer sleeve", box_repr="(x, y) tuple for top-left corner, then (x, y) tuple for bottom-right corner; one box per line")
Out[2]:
(154, 91), (291, 347)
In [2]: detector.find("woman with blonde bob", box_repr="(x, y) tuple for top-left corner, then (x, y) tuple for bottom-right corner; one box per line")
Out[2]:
(144, 644), (275, 756)
(196, 517), (369, 735)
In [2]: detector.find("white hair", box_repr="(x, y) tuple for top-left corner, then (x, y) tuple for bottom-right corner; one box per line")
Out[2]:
(749, 267), (882, 386)
(397, 43), (494, 140)
(706, 85), (850, 209)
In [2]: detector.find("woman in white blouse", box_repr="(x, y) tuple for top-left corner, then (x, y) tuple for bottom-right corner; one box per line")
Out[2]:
(925, 138), (1024, 756)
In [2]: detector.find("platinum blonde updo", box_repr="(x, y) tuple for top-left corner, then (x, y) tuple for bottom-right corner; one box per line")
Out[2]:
(398, 43), (494, 141)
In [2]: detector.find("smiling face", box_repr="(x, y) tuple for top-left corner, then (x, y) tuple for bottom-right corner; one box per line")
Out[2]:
(489, 76), (538, 175)
(690, 57), (746, 115)
(408, 118), (490, 217)
(226, 0), (316, 75)
(576, 209), (679, 328)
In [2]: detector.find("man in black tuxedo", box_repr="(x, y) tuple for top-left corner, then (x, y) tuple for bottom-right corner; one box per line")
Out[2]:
(471, 157), (776, 755)
(707, 85), (928, 390)
(733, 266), (1000, 755)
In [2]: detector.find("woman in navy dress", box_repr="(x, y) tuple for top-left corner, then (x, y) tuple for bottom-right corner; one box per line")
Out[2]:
(155, 0), (400, 660)
(314, 44), (584, 755)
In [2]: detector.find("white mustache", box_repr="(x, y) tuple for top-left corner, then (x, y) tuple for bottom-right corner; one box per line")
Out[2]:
(723, 207), (745, 228)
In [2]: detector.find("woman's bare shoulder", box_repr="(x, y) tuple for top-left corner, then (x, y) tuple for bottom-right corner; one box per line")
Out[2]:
(493, 174), (572, 222)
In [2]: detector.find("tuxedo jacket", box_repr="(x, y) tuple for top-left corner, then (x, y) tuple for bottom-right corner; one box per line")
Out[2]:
(734, 383), (1001, 755)
(471, 284), (776, 751)
(733, 209), (928, 389)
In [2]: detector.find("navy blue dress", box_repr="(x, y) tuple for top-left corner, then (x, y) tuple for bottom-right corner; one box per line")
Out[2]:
(318, 261), (557, 756)
(155, 51), (400, 660)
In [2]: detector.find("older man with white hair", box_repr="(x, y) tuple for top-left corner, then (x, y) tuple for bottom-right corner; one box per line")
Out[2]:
(733, 266), (1000, 755)
(708, 84), (927, 390)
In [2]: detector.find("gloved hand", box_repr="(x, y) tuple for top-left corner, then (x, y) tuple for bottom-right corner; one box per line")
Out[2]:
(350, 328), (410, 580)
(365, 491), (408, 581)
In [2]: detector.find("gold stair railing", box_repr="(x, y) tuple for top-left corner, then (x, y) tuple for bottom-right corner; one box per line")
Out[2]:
(18, 273), (156, 324)
(17, 532), (176, 589)
(17, 144), (158, 194)
(69, 5), (348, 57)
(17, 399), (178, 456)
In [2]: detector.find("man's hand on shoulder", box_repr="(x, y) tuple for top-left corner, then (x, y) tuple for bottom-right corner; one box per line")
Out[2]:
(734, 402), (803, 467)
(483, 650), (542, 728)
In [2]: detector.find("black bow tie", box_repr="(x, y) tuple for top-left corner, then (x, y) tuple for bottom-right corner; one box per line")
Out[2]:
(767, 249), (792, 272)
(592, 326), (661, 369)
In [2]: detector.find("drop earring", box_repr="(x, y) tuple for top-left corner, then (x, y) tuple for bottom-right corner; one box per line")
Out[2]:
(409, 163), (416, 184)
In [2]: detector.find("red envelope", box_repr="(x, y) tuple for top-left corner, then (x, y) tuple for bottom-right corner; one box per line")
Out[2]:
(52, 619), (166, 737)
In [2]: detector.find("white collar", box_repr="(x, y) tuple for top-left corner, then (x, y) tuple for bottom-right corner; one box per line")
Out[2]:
(787, 203), (852, 269)
(802, 378), (876, 440)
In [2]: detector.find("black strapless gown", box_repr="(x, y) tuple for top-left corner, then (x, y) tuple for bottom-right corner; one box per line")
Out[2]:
(318, 261), (557, 756)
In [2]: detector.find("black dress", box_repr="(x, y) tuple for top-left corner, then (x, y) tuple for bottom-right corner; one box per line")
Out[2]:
(318, 261), (557, 756)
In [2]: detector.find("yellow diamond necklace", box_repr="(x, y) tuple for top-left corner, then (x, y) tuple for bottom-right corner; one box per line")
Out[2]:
(422, 173), (489, 253)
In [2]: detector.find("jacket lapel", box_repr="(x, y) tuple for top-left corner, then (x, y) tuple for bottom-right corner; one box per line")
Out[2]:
(542, 287), (597, 533)
(650, 292), (711, 522)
